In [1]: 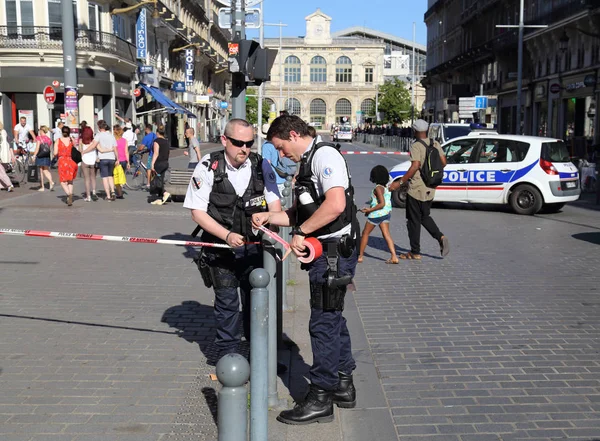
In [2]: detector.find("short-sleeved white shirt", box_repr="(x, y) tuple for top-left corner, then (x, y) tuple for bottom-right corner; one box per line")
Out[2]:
(302, 141), (352, 239)
(183, 153), (281, 212)
(14, 123), (32, 143)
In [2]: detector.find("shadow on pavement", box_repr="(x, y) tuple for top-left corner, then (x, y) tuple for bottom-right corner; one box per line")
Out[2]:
(366, 235), (441, 260)
(161, 232), (199, 259)
(572, 232), (600, 245)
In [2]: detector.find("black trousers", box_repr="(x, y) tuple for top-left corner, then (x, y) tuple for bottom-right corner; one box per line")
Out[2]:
(406, 194), (443, 255)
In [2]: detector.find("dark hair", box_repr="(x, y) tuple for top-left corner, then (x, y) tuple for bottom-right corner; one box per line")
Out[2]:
(307, 126), (317, 138)
(157, 125), (166, 136)
(61, 126), (71, 136)
(97, 120), (109, 131)
(267, 115), (310, 141)
(370, 165), (389, 186)
(145, 124), (153, 131)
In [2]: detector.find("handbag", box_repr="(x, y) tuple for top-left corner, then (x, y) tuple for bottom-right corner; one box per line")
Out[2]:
(113, 164), (126, 186)
(149, 171), (164, 195)
(27, 164), (39, 182)
(71, 141), (82, 164)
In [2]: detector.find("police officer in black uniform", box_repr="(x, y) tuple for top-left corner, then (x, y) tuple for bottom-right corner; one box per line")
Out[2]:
(252, 115), (359, 425)
(183, 118), (281, 361)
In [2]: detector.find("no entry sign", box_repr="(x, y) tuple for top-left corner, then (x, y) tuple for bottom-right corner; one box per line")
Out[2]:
(44, 86), (56, 104)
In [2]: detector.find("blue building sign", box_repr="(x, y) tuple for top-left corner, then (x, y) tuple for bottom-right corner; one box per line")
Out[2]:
(172, 82), (186, 93)
(220, 101), (229, 109)
(136, 8), (147, 60)
(475, 96), (488, 109)
(139, 65), (153, 74)
(185, 49), (195, 90)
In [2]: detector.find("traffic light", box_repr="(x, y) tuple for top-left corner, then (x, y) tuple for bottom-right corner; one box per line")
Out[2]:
(238, 40), (260, 77)
(228, 39), (278, 85)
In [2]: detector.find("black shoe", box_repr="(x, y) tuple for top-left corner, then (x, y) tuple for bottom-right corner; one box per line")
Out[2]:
(333, 372), (356, 408)
(276, 384), (334, 425)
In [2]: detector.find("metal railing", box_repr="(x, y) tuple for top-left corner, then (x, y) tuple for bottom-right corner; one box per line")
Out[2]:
(0, 26), (136, 63)
(356, 133), (413, 152)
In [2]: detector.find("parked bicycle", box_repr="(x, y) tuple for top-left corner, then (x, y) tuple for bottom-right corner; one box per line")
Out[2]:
(125, 148), (149, 190)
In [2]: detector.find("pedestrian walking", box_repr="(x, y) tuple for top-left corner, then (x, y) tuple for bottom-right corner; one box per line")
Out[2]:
(31, 126), (55, 192)
(113, 125), (129, 199)
(389, 119), (449, 260)
(53, 126), (78, 206)
(184, 127), (201, 169)
(358, 165), (397, 264)
(0, 122), (15, 192)
(149, 126), (171, 205)
(87, 120), (118, 201)
(252, 115), (360, 425)
(183, 118), (281, 361)
(79, 121), (98, 202)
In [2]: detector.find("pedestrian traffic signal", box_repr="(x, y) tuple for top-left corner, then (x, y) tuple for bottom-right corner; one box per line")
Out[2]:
(228, 39), (278, 86)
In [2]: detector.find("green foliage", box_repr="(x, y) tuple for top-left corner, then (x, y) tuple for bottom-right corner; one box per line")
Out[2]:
(377, 78), (412, 124)
(246, 87), (270, 125)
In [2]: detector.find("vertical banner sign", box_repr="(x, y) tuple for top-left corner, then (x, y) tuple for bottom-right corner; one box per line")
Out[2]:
(136, 8), (147, 60)
(185, 49), (195, 91)
(64, 87), (80, 145)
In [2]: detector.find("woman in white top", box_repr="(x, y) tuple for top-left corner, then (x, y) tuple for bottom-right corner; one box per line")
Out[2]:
(0, 122), (15, 191)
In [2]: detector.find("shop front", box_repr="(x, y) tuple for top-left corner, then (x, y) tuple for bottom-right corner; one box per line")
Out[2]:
(0, 67), (133, 132)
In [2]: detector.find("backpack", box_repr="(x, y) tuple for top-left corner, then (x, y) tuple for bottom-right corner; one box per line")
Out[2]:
(417, 139), (444, 188)
(37, 136), (51, 158)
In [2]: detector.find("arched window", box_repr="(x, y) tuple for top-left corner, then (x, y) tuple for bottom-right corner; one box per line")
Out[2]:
(310, 56), (327, 83)
(361, 98), (375, 116)
(335, 98), (352, 116)
(264, 97), (276, 112)
(336, 56), (352, 83)
(284, 56), (301, 84)
(310, 98), (327, 127)
(285, 98), (301, 115)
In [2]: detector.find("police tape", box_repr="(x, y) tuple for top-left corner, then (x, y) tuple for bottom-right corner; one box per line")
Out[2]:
(0, 228), (259, 248)
(341, 151), (409, 155)
(257, 225), (322, 263)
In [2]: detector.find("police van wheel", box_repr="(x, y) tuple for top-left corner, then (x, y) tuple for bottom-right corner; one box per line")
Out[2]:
(509, 184), (543, 215)
(392, 188), (407, 208)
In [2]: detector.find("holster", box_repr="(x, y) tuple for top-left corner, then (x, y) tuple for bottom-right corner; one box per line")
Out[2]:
(310, 283), (346, 311)
(193, 248), (213, 288)
(325, 242), (353, 288)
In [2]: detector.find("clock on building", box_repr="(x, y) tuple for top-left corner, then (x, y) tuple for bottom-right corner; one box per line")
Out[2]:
(315, 24), (324, 36)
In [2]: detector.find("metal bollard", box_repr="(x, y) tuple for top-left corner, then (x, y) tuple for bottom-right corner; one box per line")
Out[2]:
(260, 237), (279, 409)
(249, 268), (269, 441)
(217, 354), (250, 441)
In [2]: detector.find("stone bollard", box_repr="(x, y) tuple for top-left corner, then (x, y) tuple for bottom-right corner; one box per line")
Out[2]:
(216, 353), (250, 441)
(249, 268), (269, 441)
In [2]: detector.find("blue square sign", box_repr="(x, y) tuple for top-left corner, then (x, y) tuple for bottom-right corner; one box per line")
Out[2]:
(475, 96), (488, 109)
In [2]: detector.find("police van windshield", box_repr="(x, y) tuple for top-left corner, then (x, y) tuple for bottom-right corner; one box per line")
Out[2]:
(443, 126), (472, 142)
(542, 142), (570, 163)
(339, 126), (352, 132)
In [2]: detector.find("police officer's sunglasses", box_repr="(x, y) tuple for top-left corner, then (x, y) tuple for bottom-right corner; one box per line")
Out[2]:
(225, 136), (254, 148)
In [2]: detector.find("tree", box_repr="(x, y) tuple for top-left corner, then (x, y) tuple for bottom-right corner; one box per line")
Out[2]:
(246, 87), (270, 126)
(377, 78), (412, 124)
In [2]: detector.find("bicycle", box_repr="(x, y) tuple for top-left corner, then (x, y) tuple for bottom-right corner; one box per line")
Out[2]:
(125, 148), (149, 190)
(12, 141), (35, 183)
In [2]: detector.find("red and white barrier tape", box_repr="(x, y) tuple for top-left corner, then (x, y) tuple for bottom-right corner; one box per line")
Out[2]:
(0, 228), (254, 248)
(341, 151), (409, 155)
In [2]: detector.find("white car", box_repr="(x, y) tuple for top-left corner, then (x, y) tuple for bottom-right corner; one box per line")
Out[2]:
(334, 125), (353, 142)
(389, 134), (581, 215)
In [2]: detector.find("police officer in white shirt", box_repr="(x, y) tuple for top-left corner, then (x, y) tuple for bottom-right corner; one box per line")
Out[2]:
(252, 115), (360, 425)
(183, 118), (281, 362)
(13, 116), (36, 146)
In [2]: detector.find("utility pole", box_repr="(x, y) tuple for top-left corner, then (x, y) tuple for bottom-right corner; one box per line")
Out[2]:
(231, 0), (246, 119)
(411, 21), (416, 127)
(497, 0), (547, 135)
(62, 0), (79, 142)
(256, 0), (264, 153)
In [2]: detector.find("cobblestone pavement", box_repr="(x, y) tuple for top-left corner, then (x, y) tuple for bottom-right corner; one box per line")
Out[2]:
(1, 139), (599, 441)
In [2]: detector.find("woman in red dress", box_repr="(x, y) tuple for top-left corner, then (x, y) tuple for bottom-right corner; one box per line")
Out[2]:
(53, 126), (78, 206)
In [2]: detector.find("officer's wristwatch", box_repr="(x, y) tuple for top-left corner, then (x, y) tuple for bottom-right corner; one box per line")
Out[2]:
(291, 226), (306, 237)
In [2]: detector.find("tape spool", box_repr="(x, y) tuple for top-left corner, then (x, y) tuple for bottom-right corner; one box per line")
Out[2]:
(298, 237), (323, 264)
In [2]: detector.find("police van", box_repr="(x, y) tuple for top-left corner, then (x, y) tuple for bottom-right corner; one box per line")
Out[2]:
(334, 125), (353, 142)
(388, 133), (581, 215)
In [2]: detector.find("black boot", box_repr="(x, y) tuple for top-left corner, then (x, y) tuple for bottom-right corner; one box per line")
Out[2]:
(277, 384), (334, 425)
(333, 372), (356, 408)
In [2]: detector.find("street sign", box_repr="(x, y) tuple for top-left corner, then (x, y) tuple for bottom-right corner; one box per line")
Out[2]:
(139, 65), (154, 74)
(43, 86), (56, 104)
(475, 96), (488, 109)
(47, 104), (55, 110)
(214, 0), (262, 6)
(172, 82), (186, 93)
(218, 8), (261, 29)
(508, 72), (518, 79)
(220, 101), (229, 109)
(52, 80), (60, 88)
(133, 88), (141, 97)
(550, 83), (561, 94)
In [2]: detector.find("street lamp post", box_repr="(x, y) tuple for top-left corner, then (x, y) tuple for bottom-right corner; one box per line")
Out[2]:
(497, 0), (547, 135)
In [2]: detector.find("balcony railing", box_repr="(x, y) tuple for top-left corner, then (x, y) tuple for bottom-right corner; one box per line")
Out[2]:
(0, 26), (136, 63)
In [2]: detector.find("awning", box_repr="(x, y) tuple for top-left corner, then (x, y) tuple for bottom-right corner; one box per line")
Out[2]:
(138, 84), (196, 118)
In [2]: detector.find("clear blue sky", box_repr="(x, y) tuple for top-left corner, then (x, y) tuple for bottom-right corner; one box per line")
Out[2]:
(244, 0), (427, 46)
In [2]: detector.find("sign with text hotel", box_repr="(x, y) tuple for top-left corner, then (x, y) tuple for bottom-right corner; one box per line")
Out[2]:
(136, 8), (147, 60)
(185, 49), (195, 90)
